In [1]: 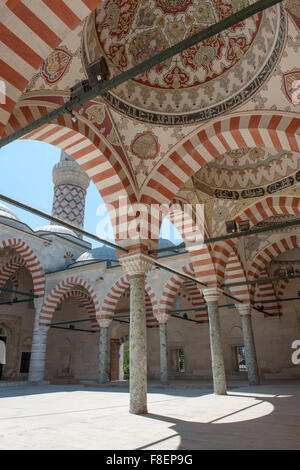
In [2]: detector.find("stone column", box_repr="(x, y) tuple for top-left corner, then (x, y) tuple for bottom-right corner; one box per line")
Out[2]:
(120, 252), (154, 414)
(98, 319), (111, 384)
(157, 313), (169, 385)
(237, 304), (260, 385)
(203, 287), (227, 395)
(28, 299), (48, 383)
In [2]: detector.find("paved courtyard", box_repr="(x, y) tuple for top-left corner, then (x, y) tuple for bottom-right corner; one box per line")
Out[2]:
(0, 380), (299, 450)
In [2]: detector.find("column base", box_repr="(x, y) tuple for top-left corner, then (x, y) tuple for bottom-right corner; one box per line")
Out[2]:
(129, 407), (148, 415)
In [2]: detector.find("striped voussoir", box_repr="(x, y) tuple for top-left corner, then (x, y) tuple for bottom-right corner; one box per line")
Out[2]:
(100, 274), (159, 326)
(40, 277), (100, 327)
(187, 242), (218, 287)
(248, 235), (300, 315)
(6, 103), (136, 208)
(277, 268), (300, 316)
(181, 268), (208, 321)
(160, 263), (207, 320)
(213, 240), (251, 303)
(58, 289), (99, 331)
(0, 0), (104, 137)
(166, 202), (203, 244)
(235, 196), (300, 226)
(0, 255), (25, 288)
(141, 114), (300, 206)
(255, 270), (281, 317)
(0, 238), (45, 297)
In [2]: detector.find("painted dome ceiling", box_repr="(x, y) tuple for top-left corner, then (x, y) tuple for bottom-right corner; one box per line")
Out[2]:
(83, 0), (286, 125)
(184, 147), (300, 199)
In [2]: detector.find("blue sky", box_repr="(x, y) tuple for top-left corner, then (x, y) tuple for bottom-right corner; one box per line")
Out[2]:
(0, 140), (182, 247)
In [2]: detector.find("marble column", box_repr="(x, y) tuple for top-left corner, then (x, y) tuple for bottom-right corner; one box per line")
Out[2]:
(237, 304), (260, 385)
(98, 320), (111, 384)
(157, 313), (169, 385)
(203, 287), (227, 395)
(28, 299), (48, 383)
(120, 252), (154, 415)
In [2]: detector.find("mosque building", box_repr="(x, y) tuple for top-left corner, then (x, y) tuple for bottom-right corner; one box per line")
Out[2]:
(0, 0), (300, 449)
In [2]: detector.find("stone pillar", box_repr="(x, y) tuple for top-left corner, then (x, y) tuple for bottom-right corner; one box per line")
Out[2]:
(157, 313), (169, 385)
(237, 304), (260, 385)
(28, 299), (48, 383)
(203, 287), (227, 395)
(120, 252), (154, 414)
(98, 320), (111, 384)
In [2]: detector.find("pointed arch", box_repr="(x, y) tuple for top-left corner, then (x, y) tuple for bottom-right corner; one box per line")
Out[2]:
(58, 289), (99, 331)
(141, 113), (300, 205)
(247, 235), (300, 314)
(99, 274), (159, 325)
(0, 255), (26, 288)
(255, 270), (281, 317)
(235, 196), (300, 226)
(0, 238), (45, 297)
(213, 240), (251, 303)
(40, 277), (100, 326)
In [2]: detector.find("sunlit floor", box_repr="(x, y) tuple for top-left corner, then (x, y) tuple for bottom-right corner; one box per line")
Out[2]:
(0, 380), (299, 450)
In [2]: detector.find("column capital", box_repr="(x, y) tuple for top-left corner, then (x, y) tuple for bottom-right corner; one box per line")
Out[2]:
(237, 304), (251, 316)
(119, 252), (154, 277)
(98, 318), (112, 328)
(202, 286), (221, 303)
(156, 313), (169, 324)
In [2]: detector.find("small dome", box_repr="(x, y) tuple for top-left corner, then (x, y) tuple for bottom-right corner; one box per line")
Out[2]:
(0, 204), (20, 221)
(75, 246), (117, 263)
(34, 224), (77, 237)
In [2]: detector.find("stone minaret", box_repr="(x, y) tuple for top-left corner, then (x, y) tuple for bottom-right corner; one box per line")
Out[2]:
(52, 151), (90, 237)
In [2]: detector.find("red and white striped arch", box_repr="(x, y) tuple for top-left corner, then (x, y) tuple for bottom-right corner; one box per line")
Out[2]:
(213, 240), (251, 303)
(277, 268), (300, 316)
(235, 196), (300, 226)
(160, 263), (207, 319)
(248, 235), (300, 281)
(100, 273), (159, 325)
(187, 243), (218, 287)
(248, 235), (300, 311)
(141, 113), (300, 206)
(8, 103), (136, 207)
(58, 289), (99, 331)
(0, 255), (25, 288)
(254, 270), (280, 317)
(40, 276), (100, 326)
(0, 238), (45, 297)
(0, 0), (104, 136)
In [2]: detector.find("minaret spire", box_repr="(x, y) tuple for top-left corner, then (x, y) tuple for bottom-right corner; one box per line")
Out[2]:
(52, 151), (90, 237)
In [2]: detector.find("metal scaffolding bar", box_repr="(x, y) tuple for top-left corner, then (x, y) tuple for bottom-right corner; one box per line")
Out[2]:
(0, 193), (128, 253)
(0, 286), (36, 298)
(222, 273), (300, 288)
(0, 298), (32, 306)
(0, 0), (282, 150)
(50, 325), (95, 333)
(151, 218), (300, 255)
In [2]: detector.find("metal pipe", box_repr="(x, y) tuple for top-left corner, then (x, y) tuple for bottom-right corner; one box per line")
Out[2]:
(151, 218), (300, 255)
(0, 193), (128, 253)
(170, 313), (204, 324)
(254, 297), (300, 304)
(50, 325), (95, 333)
(0, 298), (32, 306)
(0, 0), (282, 150)
(49, 318), (93, 327)
(223, 273), (300, 288)
(0, 286), (36, 298)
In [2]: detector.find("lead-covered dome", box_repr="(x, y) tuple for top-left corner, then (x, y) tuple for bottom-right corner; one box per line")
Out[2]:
(0, 204), (20, 221)
(82, 0), (285, 124)
(34, 224), (78, 238)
